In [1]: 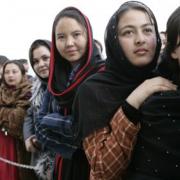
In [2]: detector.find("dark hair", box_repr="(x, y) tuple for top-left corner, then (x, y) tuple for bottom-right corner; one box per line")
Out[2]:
(0, 55), (9, 66)
(158, 7), (180, 85)
(29, 39), (51, 67)
(166, 6), (180, 56)
(18, 59), (28, 64)
(116, 1), (157, 34)
(53, 7), (87, 35)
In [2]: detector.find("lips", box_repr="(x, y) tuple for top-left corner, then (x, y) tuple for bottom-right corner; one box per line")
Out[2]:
(8, 79), (14, 82)
(39, 68), (48, 73)
(134, 48), (148, 55)
(66, 49), (77, 55)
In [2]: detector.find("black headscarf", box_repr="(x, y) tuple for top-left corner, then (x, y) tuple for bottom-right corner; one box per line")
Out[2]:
(158, 6), (180, 87)
(48, 7), (104, 109)
(29, 39), (51, 83)
(73, 1), (161, 140)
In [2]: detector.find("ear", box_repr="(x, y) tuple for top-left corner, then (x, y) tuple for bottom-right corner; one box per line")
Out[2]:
(171, 49), (178, 59)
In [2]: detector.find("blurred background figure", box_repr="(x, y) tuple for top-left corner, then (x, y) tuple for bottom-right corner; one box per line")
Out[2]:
(157, 31), (167, 65)
(18, 59), (34, 82)
(160, 31), (167, 53)
(0, 55), (9, 84)
(94, 39), (104, 59)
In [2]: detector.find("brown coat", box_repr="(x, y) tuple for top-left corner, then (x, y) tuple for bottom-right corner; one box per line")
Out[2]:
(0, 77), (35, 180)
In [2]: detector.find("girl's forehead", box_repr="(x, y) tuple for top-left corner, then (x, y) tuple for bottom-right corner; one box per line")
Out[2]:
(117, 9), (153, 27)
(5, 63), (20, 70)
(56, 17), (84, 29)
(55, 17), (87, 36)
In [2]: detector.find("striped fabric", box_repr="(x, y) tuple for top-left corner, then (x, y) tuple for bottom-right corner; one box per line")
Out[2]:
(35, 90), (77, 158)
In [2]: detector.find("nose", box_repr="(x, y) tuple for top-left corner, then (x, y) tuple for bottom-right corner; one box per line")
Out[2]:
(135, 31), (145, 45)
(66, 36), (74, 46)
(38, 59), (45, 67)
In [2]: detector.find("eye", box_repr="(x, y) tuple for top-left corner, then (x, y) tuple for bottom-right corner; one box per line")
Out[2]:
(4, 70), (9, 75)
(12, 70), (18, 74)
(42, 55), (50, 61)
(73, 32), (81, 38)
(33, 59), (39, 65)
(144, 28), (153, 33)
(121, 30), (134, 37)
(57, 34), (65, 40)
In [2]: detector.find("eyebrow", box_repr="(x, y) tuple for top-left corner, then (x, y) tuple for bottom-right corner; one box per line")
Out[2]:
(56, 30), (83, 35)
(119, 23), (153, 31)
(56, 33), (64, 36)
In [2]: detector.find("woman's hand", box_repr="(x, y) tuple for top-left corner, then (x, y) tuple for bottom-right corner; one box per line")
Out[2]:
(126, 77), (177, 109)
(25, 135), (41, 152)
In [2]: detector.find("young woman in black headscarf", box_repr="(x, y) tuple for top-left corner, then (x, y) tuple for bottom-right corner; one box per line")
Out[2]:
(23, 39), (52, 179)
(124, 6), (180, 180)
(72, 1), (176, 179)
(35, 7), (104, 180)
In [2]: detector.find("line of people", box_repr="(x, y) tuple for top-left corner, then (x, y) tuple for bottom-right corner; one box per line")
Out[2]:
(0, 1), (179, 180)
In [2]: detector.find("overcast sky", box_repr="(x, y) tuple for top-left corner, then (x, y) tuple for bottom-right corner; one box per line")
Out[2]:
(0, 0), (179, 75)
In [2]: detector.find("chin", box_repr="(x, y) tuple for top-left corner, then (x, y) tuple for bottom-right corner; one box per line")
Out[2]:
(40, 71), (49, 76)
(69, 58), (79, 63)
(134, 61), (149, 67)
(40, 74), (48, 79)
(67, 55), (81, 62)
(136, 59), (152, 67)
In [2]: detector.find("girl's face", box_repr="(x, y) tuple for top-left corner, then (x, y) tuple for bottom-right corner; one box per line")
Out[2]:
(4, 63), (23, 86)
(55, 17), (87, 65)
(32, 46), (50, 78)
(118, 9), (157, 67)
(171, 36), (180, 65)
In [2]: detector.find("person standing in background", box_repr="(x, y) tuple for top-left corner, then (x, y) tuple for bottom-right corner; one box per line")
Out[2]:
(0, 55), (9, 84)
(94, 39), (104, 59)
(159, 31), (167, 53)
(157, 31), (167, 65)
(23, 39), (53, 180)
(18, 59), (34, 82)
(0, 60), (33, 180)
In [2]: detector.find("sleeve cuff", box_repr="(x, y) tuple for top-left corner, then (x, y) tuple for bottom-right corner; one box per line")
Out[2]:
(121, 101), (141, 125)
